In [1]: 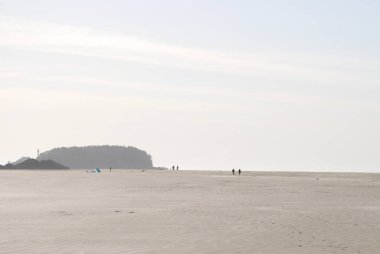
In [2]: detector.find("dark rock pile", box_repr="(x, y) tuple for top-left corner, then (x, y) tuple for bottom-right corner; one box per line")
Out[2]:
(0, 158), (69, 169)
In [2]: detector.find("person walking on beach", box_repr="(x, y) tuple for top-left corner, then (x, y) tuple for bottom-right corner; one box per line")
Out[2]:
(172, 165), (175, 171)
(109, 166), (112, 172)
(232, 168), (235, 175)
(176, 166), (179, 171)
(238, 169), (241, 175)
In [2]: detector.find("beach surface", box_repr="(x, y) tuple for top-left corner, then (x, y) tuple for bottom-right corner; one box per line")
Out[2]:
(0, 170), (379, 253)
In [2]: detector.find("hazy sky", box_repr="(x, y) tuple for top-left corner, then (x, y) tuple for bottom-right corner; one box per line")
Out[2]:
(1, 0), (380, 171)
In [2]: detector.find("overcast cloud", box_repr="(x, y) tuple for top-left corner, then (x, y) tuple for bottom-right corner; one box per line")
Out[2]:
(1, 1), (380, 171)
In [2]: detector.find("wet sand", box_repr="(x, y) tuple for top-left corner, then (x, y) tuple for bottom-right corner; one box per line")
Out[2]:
(0, 170), (379, 253)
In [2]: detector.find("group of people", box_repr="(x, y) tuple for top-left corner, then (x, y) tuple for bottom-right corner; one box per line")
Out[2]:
(172, 165), (179, 170)
(232, 168), (242, 175)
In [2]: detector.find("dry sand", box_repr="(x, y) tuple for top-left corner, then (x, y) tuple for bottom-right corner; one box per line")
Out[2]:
(0, 170), (379, 253)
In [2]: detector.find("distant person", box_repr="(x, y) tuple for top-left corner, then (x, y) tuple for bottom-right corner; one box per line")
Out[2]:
(176, 166), (179, 170)
(232, 168), (235, 175)
(110, 166), (112, 172)
(238, 169), (241, 175)
(172, 165), (175, 171)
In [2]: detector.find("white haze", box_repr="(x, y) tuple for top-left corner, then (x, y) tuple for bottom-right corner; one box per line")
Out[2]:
(1, 1), (380, 171)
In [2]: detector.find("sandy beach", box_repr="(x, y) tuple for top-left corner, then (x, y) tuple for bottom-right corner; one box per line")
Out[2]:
(0, 170), (379, 253)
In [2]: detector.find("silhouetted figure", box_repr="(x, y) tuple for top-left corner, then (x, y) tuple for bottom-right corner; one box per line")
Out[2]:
(172, 165), (175, 171)
(232, 168), (235, 175)
(176, 166), (179, 170)
(238, 169), (241, 175)
(110, 166), (112, 172)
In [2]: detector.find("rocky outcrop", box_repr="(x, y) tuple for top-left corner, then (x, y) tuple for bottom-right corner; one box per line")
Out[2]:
(37, 145), (154, 169)
(1, 159), (69, 169)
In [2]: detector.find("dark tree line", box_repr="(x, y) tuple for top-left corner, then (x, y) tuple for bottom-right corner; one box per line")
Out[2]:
(37, 145), (153, 169)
